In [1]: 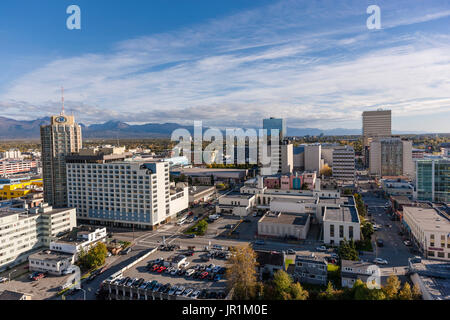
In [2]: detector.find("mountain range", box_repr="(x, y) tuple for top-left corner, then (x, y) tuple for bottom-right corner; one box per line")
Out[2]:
(0, 116), (430, 139)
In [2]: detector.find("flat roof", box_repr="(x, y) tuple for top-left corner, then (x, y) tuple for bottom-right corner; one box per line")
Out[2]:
(403, 206), (450, 232)
(270, 196), (317, 204)
(29, 250), (73, 262)
(324, 206), (359, 223)
(260, 212), (309, 226)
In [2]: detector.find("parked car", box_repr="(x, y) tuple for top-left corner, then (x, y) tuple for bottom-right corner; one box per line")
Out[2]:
(62, 266), (76, 275)
(0, 277), (8, 283)
(153, 282), (162, 292)
(157, 266), (167, 273)
(182, 288), (194, 297)
(403, 240), (412, 246)
(176, 286), (185, 295)
(373, 258), (388, 265)
(214, 274), (222, 282)
(376, 239), (384, 247)
(286, 249), (295, 254)
(170, 268), (178, 276)
(254, 240), (265, 245)
(147, 280), (158, 290)
(190, 290), (201, 299)
(316, 246), (327, 252)
(185, 269), (195, 277)
(168, 286), (178, 295)
(200, 272), (209, 279)
(32, 272), (45, 281)
(121, 247), (132, 255)
(187, 234), (196, 238)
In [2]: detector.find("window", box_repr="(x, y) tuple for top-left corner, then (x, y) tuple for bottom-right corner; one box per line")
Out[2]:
(330, 224), (334, 237)
(339, 225), (344, 238)
(349, 226), (354, 239)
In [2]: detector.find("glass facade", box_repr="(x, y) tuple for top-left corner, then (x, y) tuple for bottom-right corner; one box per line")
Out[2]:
(416, 158), (449, 202)
(263, 118), (286, 139)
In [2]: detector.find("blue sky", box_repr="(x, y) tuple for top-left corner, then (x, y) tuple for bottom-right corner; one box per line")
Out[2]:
(0, 0), (449, 132)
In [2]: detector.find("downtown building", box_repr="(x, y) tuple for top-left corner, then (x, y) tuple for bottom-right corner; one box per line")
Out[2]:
(415, 157), (450, 203)
(369, 137), (413, 178)
(332, 146), (355, 181)
(41, 114), (82, 208)
(0, 203), (76, 272)
(362, 109), (392, 167)
(66, 147), (188, 229)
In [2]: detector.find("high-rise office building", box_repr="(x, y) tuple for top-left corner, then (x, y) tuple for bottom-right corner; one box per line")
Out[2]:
(415, 158), (450, 203)
(332, 146), (355, 181)
(304, 144), (322, 172)
(41, 113), (82, 208)
(263, 117), (286, 139)
(362, 109), (392, 167)
(369, 138), (413, 177)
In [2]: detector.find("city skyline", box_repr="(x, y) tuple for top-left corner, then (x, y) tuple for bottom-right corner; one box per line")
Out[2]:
(0, 0), (449, 132)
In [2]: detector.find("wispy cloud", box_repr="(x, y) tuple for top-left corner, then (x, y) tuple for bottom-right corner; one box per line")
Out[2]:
(0, 0), (449, 132)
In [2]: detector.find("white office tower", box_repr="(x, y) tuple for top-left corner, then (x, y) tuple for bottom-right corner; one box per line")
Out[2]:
(305, 144), (322, 172)
(281, 143), (294, 174)
(369, 138), (413, 178)
(66, 153), (188, 229)
(332, 146), (355, 181)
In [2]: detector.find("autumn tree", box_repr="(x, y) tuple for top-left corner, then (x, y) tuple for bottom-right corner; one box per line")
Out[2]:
(272, 270), (293, 300)
(320, 164), (332, 177)
(290, 282), (309, 300)
(226, 245), (258, 300)
(383, 275), (401, 299)
(398, 282), (413, 300)
(412, 283), (422, 300)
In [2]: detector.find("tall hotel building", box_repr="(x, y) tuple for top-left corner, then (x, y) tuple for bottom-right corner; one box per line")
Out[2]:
(41, 114), (82, 208)
(66, 147), (188, 229)
(362, 109), (392, 167)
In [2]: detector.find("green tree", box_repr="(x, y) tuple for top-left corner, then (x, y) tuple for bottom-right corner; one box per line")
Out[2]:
(338, 239), (358, 261)
(272, 270), (293, 300)
(290, 282), (309, 300)
(398, 282), (413, 300)
(78, 242), (108, 270)
(383, 275), (401, 299)
(226, 245), (258, 300)
(319, 281), (337, 300)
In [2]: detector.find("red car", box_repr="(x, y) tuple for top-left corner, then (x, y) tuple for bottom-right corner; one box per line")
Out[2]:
(157, 266), (167, 273)
(32, 272), (45, 281)
(152, 265), (160, 272)
(200, 272), (209, 279)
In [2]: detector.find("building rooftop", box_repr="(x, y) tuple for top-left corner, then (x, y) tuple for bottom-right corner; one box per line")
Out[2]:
(29, 250), (73, 262)
(0, 290), (31, 300)
(295, 254), (327, 265)
(259, 212), (309, 226)
(255, 250), (284, 267)
(341, 259), (374, 272)
(409, 259), (450, 300)
(324, 206), (359, 223)
(270, 196), (318, 204)
(403, 206), (450, 232)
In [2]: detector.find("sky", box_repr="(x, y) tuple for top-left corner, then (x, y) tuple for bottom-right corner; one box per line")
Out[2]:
(0, 0), (449, 132)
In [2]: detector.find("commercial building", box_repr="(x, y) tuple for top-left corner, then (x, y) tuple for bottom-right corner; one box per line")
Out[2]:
(188, 186), (216, 205)
(0, 179), (43, 200)
(304, 144), (322, 172)
(323, 197), (360, 245)
(50, 226), (107, 256)
(41, 113), (82, 207)
(415, 158), (449, 203)
(292, 254), (328, 285)
(0, 159), (37, 176)
(381, 179), (414, 198)
(408, 257), (450, 300)
(369, 138), (413, 178)
(263, 117), (286, 139)
(402, 206), (450, 261)
(257, 211), (310, 240)
(28, 250), (74, 275)
(362, 109), (392, 147)
(0, 203), (76, 272)
(216, 193), (256, 216)
(0, 149), (22, 159)
(170, 167), (248, 185)
(332, 146), (355, 181)
(66, 149), (188, 229)
(281, 142), (293, 174)
(341, 260), (379, 288)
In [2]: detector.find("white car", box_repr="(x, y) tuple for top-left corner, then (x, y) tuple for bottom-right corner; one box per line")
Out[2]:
(62, 266), (76, 275)
(316, 246), (327, 252)
(0, 277), (8, 283)
(185, 269), (195, 277)
(181, 262), (190, 268)
(373, 258), (388, 265)
(182, 288), (193, 297)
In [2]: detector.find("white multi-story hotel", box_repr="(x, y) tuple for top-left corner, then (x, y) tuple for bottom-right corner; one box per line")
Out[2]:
(403, 206), (450, 261)
(332, 146), (355, 181)
(66, 148), (188, 229)
(0, 203), (76, 271)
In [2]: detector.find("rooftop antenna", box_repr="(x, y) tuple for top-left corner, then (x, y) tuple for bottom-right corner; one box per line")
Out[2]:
(61, 86), (65, 116)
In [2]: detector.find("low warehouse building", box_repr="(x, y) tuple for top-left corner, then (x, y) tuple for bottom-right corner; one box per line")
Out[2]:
(257, 211), (310, 240)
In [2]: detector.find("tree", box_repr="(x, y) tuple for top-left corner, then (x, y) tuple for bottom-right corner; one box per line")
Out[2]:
(290, 282), (309, 300)
(361, 221), (374, 240)
(272, 270), (293, 300)
(77, 242), (108, 270)
(319, 281), (337, 300)
(320, 164), (332, 177)
(226, 245), (258, 300)
(398, 282), (413, 300)
(412, 283), (422, 300)
(338, 239), (358, 261)
(383, 275), (401, 299)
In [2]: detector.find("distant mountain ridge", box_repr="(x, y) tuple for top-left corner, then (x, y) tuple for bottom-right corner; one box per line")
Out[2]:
(0, 116), (433, 139)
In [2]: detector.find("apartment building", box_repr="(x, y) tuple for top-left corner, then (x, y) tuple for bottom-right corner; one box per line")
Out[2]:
(41, 114), (82, 208)
(369, 138), (413, 178)
(403, 206), (450, 261)
(0, 203), (76, 271)
(332, 146), (355, 181)
(292, 254), (328, 285)
(415, 158), (450, 203)
(341, 260), (380, 288)
(66, 150), (188, 229)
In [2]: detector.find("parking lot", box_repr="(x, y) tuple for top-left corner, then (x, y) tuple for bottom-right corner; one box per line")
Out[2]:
(101, 246), (229, 300)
